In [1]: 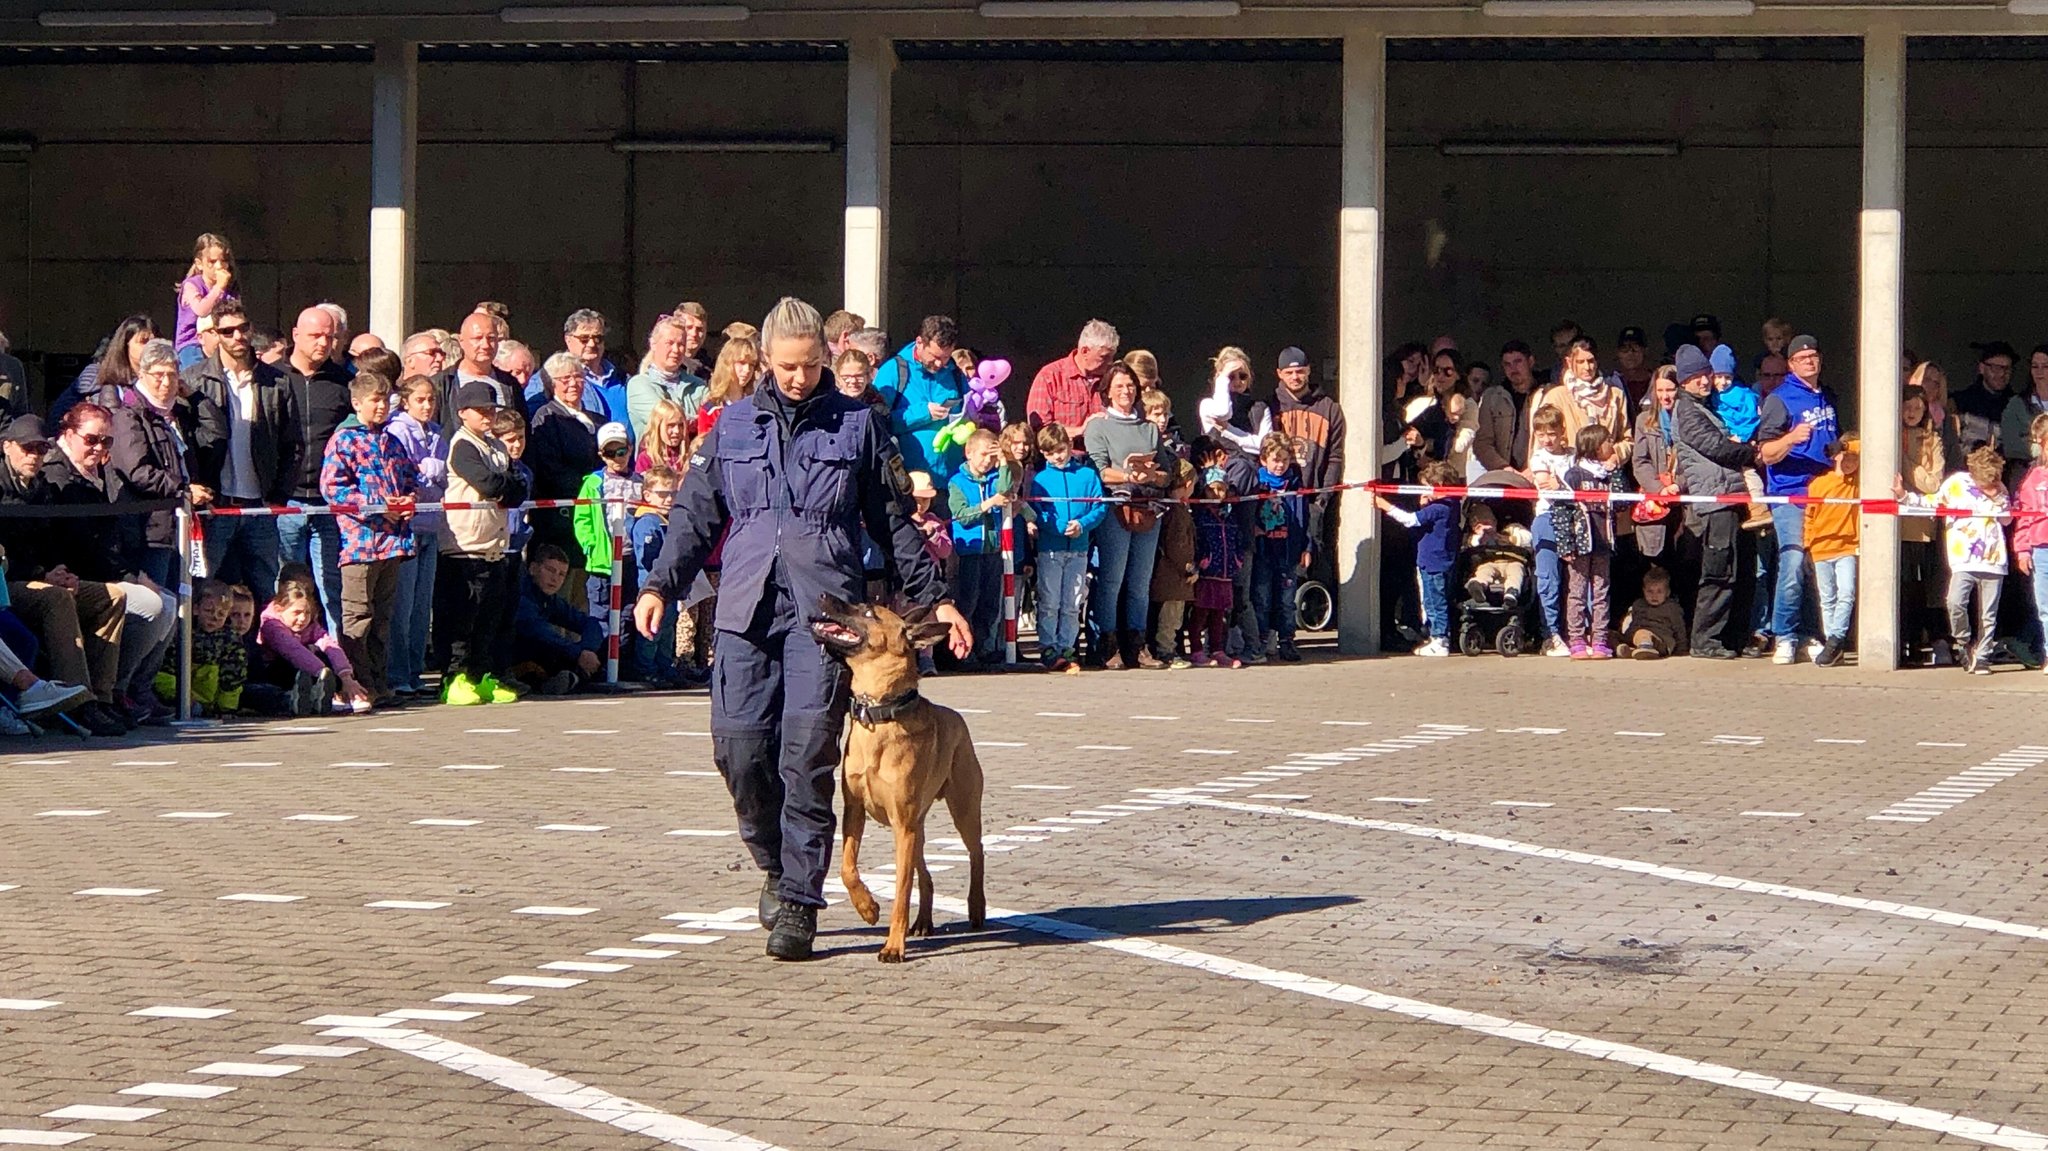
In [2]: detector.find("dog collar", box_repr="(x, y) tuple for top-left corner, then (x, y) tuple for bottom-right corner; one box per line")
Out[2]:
(850, 689), (922, 727)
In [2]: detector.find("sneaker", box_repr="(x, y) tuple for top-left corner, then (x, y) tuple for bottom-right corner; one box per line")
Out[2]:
(538, 670), (580, 696)
(0, 707), (30, 737)
(1415, 638), (1451, 658)
(1242, 643), (1269, 665)
(348, 696), (374, 714)
(1275, 641), (1302, 663)
(1542, 636), (1570, 658)
(443, 674), (485, 707)
(1804, 639), (1826, 664)
(1772, 639), (1796, 665)
(15, 680), (89, 717)
(1815, 640), (1844, 668)
(1568, 642), (1590, 660)
(478, 674), (520, 704)
(1931, 638), (1954, 667)
(1745, 633), (1774, 659)
(1190, 652), (1213, 667)
(76, 701), (131, 737)
(1589, 645), (1614, 660)
(1167, 656), (1191, 670)
(1224, 656), (1246, 669)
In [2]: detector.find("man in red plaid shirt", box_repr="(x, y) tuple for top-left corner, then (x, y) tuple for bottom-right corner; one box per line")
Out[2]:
(1026, 318), (1119, 438)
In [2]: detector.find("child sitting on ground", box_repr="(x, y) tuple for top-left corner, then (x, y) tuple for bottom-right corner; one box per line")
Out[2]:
(155, 578), (246, 716)
(1026, 423), (1103, 672)
(574, 421), (642, 625)
(1190, 465), (1246, 668)
(1619, 566), (1687, 659)
(253, 581), (366, 716)
(514, 544), (606, 694)
(1897, 443), (2011, 675)
(1462, 504), (1531, 610)
(1560, 425), (1620, 659)
(1804, 434), (1861, 668)
(228, 583), (260, 676)
(1375, 460), (1463, 656)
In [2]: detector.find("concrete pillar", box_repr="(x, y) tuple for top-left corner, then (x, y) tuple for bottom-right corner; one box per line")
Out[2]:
(1857, 26), (1905, 671)
(368, 38), (417, 348)
(1335, 30), (1386, 656)
(844, 36), (894, 330)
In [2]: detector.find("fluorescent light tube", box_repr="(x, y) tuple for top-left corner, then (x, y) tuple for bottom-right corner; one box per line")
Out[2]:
(1442, 140), (1679, 156)
(2011, 0), (2048, 14)
(613, 139), (833, 153)
(1483, 1), (1753, 15)
(500, 5), (749, 22)
(980, 0), (1241, 15)
(38, 8), (276, 26)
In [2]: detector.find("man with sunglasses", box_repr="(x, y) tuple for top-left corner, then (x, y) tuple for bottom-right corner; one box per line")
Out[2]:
(182, 299), (303, 603)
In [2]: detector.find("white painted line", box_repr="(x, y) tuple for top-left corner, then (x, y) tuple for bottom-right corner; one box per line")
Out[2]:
(160, 811), (231, 819)
(590, 948), (679, 960)
(1616, 807), (1674, 814)
(365, 726), (422, 733)
(1039, 816), (1107, 824)
(7, 759), (72, 767)
(0, 885), (15, 892)
(112, 760), (177, 767)
(436, 993), (531, 1006)
(0, 999), (59, 1011)
(219, 893), (304, 903)
(413, 818), (482, 827)
(1369, 797), (1431, 805)
(1872, 745), (2043, 823)
(192, 1061), (301, 1077)
(1742, 811), (1805, 818)
(955, 707), (990, 714)
(380, 1009), (481, 1022)
(1227, 718), (1275, 724)
(973, 741), (1026, 748)
(301, 1014), (394, 1028)
(1129, 714), (1179, 721)
(1320, 720), (1372, 726)
(1815, 738), (1867, 745)
(1068, 809), (1130, 818)
(220, 760), (282, 767)
(512, 906), (597, 916)
(931, 892), (2048, 1151)
(1010, 784), (1072, 791)
(555, 767), (616, 774)
(666, 769), (719, 776)
(635, 933), (723, 945)
(329, 761), (391, 768)
(366, 900), (450, 910)
(1614, 731), (1665, 738)
(1918, 741), (1967, 748)
(0, 1132), (91, 1146)
(129, 1005), (232, 1019)
(1035, 711), (1084, 717)
(363, 1029), (788, 1150)
(666, 829), (736, 838)
(490, 975), (586, 989)
(1075, 744), (1133, 751)
(38, 810), (107, 818)
(465, 728), (519, 734)
(563, 729), (620, 736)
(119, 1083), (234, 1100)
(1248, 794), (1311, 801)
(285, 813), (355, 822)
(1187, 796), (2048, 944)
(1492, 800), (1554, 808)
(76, 887), (159, 897)
(42, 1105), (161, 1122)
(1869, 815), (1933, 823)
(260, 1044), (365, 1057)
(317, 1026), (418, 1040)
(537, 824), (609, 833)
(540, 961), (630, 974)
(441, 763), (502, 771)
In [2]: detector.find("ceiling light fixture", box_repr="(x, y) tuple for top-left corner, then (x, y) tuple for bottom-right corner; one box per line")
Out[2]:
(38, 8), (276, 26)
(979, 1), (1241, 16)
(612, 138), (833, 153)
(1482, 1), (1753, 15)
(1442, 140), (1680, 156)
(500, 5), (749, 23)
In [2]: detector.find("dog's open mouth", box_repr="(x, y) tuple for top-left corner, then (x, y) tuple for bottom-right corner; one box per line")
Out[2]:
(810, 619), (863, 650)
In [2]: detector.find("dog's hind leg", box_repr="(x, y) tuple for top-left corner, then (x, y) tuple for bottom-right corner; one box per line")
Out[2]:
(943, 748), (987, 929)
(880, 821), (921, 963)
(910, 840), (935, 939)
(840, 780), (881, 927)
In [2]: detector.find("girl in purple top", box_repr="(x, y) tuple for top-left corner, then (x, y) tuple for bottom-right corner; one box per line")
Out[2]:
(386, 375), (448, 695)
(175, 232), (237, 369)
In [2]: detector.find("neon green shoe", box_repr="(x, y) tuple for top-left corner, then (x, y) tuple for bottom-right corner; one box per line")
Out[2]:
(443, 674), (484, 707)
(478, 674), (520, 704)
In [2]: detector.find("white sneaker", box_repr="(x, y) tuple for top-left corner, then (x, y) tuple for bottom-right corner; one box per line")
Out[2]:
(1804, 639), (1825, 664)
(1772, 639), (1796, 665)
(1415, 638), (1450, 658)
(16, 679), (89, 716)
(1543, 636), (1571, 658)
(0, 707), (29, 737)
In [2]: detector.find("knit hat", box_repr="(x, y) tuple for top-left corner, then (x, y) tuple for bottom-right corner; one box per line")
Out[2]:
(1673, 345), (1712, 384)
(1709, 344), (1737, 377)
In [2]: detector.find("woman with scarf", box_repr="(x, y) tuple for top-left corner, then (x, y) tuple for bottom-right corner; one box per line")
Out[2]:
(1083, 362), (1175, 670)
(1528, 336), (1632, 455)
(624, 312), (704, 438)
(107, 340), (204, 721)
(526, 351), (602, 583)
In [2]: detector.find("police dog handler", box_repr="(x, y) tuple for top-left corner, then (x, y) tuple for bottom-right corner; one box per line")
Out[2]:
(636, 297), (971, 961)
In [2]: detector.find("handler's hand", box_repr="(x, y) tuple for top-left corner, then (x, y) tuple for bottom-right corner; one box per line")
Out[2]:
(633, 591), (665, 641)
(934, 602), (973, 659)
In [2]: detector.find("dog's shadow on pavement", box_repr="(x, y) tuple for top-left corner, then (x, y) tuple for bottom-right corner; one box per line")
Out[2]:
(815, 894), (1358, 961)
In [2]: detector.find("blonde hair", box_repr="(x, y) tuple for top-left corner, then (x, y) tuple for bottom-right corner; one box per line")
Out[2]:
(186, 232), (235, 280)
(1123, 349), (1161, 389)
(758, 297), (822, 360)
(1140, 387), (1172, 417)
(2032, 411), (2048, 448)
(1966, 444), (2005, 487)
(638, 398), (688, 468)
(1210, 345), (1252, 380)
(705, 337), (760, 407)
(1909, 360), (1948, 404)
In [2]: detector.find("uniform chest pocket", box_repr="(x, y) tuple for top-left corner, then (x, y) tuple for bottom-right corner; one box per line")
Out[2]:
(717, 429), (774, 512)
(792, 430), (861, 514)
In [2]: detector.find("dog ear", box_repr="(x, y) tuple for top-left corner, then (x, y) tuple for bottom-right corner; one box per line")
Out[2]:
(899, 604), (932, 627)
(907, 618), (954, 649)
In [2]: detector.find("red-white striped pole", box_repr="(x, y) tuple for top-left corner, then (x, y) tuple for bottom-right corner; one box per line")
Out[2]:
(1000, 504), (1017, 665)
(606, 494), (624, 685)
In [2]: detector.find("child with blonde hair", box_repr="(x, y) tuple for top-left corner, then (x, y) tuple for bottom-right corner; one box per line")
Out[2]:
(1899, 444), (2010, 675)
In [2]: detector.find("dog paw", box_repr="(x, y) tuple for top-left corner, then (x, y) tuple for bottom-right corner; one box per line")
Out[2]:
(877, 945), (903, 963)
(908, 918), (933, 939)
(849, 891), (881, 925)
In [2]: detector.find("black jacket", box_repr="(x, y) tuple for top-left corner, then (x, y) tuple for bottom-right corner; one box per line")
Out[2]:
(18, 452), (130, 583)
(281, 359), (354, 501)
(432, 366), (523, 434)
(183, 353), (303, 504)
(108, 398), (190, 555)
(526, 400), (600, 553)
(1672, 389), (1755, 499)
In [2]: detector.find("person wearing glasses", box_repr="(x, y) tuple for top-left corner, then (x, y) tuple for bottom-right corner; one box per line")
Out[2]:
(526, 351), (603, 608)
(183, 299), (303, 604)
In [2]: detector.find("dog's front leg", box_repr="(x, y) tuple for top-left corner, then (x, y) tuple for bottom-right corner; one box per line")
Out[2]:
(879, 822), (922, 963)
(909, 848), (934, 939)
(840, 779), (880, 927)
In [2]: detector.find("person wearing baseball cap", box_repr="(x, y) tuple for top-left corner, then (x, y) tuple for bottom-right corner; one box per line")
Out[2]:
(1267, 345), (1342, 663)
(572, 421), (639, 618)
(1669, 344), (1761, 659)
(438, 375), (530, 707)
(1690, 313), (1723, 353)
(1755, 333), (1839, 664)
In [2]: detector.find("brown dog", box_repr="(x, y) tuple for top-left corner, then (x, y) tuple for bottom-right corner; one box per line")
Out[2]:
(811, 594), (986, 962)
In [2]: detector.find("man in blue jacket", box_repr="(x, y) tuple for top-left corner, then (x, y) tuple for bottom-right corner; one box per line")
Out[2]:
(636, 298), (970, 961)
(874, 315), (968, 484)
(1756, 334), (1838, 665)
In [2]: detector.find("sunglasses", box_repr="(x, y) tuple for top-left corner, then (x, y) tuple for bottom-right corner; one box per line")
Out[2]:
(216, 323), (250, 338)
(1228, 370), (1250, 381)
(602, 445), (631, 458)
(80, 433), (112, 448)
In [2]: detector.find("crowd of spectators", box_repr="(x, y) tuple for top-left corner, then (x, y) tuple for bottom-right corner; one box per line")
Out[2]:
(0, 234), (2041, 739)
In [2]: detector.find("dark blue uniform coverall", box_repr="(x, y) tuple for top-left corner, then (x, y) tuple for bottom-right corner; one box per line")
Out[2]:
(643, 378), (947, 908)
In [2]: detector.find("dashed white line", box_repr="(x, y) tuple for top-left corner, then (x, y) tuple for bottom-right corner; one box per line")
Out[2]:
(219, 893), (304, 903)
(1369, 797), (1431, 805)
(511, 906), (598, 917)
(1492, 800), (1553, 808)
(1741, 811), (1805, 819)
(160, 811), (231, 820)
(537, 824), (609, 833)
(37, 810), (106, 818)
(129, 1006), (232, 1020)
(43, 1105), (161, 1122)
(1614, 731), (1665, 738)
(76, 887), (159, 897)
(1616, 806), (1674, 814)
(367, 900), (451, 910)
(1075, 744), (1132, 751)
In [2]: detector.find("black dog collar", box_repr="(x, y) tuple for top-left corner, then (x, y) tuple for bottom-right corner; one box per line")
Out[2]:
(851, 689), (922, 727)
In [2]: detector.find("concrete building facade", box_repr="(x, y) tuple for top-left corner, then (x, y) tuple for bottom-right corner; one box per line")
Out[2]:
(5, 1), (2048, 665)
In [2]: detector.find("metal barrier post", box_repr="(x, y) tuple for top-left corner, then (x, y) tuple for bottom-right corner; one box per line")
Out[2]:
(1000, 503), (1017, 665)
(170, 499), (218, 728)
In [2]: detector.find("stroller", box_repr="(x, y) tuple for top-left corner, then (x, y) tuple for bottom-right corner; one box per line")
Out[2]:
(1454, 469), (1539, 657)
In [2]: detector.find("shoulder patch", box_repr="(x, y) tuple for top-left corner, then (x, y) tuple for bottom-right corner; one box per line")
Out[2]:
(888, 455), (912, 495)
(690, 453), (709, 470)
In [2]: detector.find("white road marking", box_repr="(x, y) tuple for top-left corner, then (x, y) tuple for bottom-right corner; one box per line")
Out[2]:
(1742, 811), (1805, 818)
(1036, 711), (1084, 717)
(1320, 720), (1372, 726)
(1918, 741), (1967, 748)
(590, 948), (678, 960)
(555, 767), (616, 774)
(1617, 806), (1675, 814)
(1075, 744), (1132, 751)
(635, 933), (723, 945)
(540, 961), (630, 974)
(490, 975), (585, 989)
(537, 824), (609, 833)
(464, 728), (519, 734)
(1227, 718), (1275, 724)
(412, 819), (482, 827)
(1369, 797), (1431, 805)
(1710, 735), (1765, 746)
(76, 888), (159, 897)
(219, 893), (304, 903)
(7, 759), (72, 767)
(1816, 738), (1867, 745)
(381, 1009), (480, 1022)
(363, 1028), (787, 1150)
(0, 1131), (90, 1146)
(1871, 746), (2048, 823)
(366, 900), (450, 910)
(260, 1044), (363, 1058)
(666, 769), (719, 776)
(220, 761), (282, 767)
(973, 741), (1026, 748)
(1614, 731), (1665, 738)
(129, 1006), (231, 1019)
(365, 727), (421, 734)
(37, 810), (106, 818)
(112, 760), (177, 767)
(118, 1083), (233, 1100)
(1129, 714), (1179, 720)
(1187, 796), (2048, 944)
(1248, 794), (1310, 801)
(1492, 800), (1554, 808)
(0, 1000), (60, 1011)
(329, 761), (391, 768)
(928, 892), (2048, 1151)
(436, 993), (530, 1006)
(441, 764), (502, 771)
(160, 811), (231, 819)
(192, 1061), (301, 1077)
(42, 1105), (161, 1122)
(563, 729), (620, 735)
(511, 906), (597, 916)
(285, 813), (355, 822)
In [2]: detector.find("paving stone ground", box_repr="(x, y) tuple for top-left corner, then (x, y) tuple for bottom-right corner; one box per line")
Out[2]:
(4, 648), (2047, 1149)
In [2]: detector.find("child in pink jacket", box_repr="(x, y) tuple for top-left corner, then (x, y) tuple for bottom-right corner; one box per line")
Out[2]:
(252, 581), (367, 715)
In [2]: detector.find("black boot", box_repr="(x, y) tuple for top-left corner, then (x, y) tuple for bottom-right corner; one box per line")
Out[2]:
(758, 873), (782, 930)
(764, 899), (817, 961)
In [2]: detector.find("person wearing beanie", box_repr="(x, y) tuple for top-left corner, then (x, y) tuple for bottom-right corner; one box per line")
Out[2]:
(1669, 345), (1761, 658)
(1705, 342), (1770, 531)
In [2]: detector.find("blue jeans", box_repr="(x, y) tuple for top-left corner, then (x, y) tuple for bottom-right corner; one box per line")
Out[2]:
(1750, 526), (1777, 638)
(200, 512), (281, 604)
(1036, 549), (1087, 659)
(1813, 554), (1857, 642)
(1769, 502), (1811, 643)
(1249, 536), (1298, 643)
(1531, 513), (1563, 641)
(388, 531), (439, 691)
(277, 503), (344, 636)
(1089, 516), (1159, 641)
(1419, 569), (1450, 640)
